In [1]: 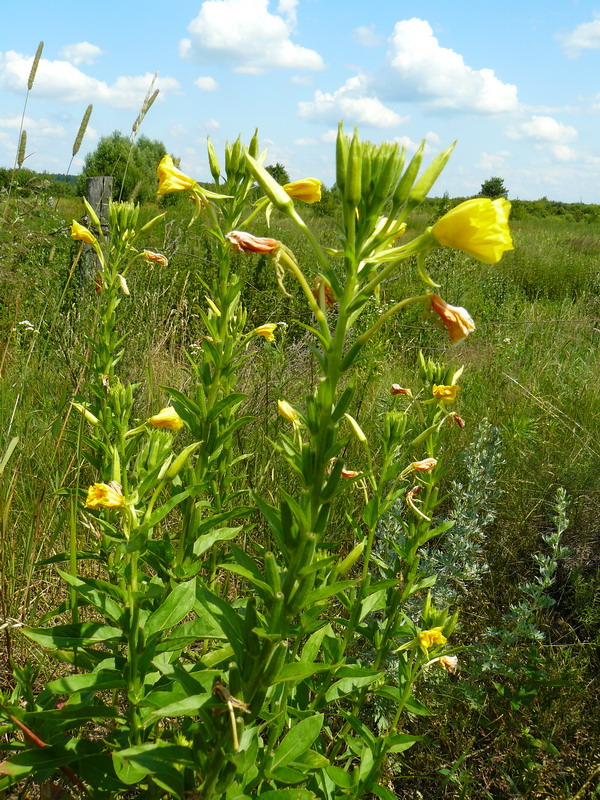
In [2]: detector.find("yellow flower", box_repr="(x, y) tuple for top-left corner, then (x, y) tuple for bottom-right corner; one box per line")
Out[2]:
(432, 384), (459, 403)
(143, 250), (169, 267)
(277, 399), (299, 423)
(226, 230), (280, 254)
(70, 220), (96, 245)
(430, 294), (475, 344)
(431, 198), (514, 264)
(254, 323), (278, 342)
(147, 407), (184, 431)
(418, 626), (447, 649)
(85, 482), (125, 509)
(156, 155), (197, 195)
(283, 178), (322, 204)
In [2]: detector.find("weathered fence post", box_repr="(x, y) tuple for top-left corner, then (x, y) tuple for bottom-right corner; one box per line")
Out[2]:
(81, 176), (112, 283)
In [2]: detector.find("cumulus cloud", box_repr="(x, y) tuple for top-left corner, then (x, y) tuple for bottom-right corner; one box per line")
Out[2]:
(353, 25), (383, 48)
(506, 115), (578, 144)
(294, 137), (317, 146)
(382, 18), (518, 113)
(557, 15), (600, 58)
(194, 76), (219, 91)
(0, 114), (65, 137)
(179, 0), (324, 73)
(0, 50), (180, 108)
(549, 144), (577, 162)
(476, 151), (510, 171)
(60, 42), (104, 66)
(298, 74), (405, 128)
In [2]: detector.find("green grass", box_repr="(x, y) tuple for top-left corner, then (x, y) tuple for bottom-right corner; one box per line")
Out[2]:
(1, 191), (599, 798)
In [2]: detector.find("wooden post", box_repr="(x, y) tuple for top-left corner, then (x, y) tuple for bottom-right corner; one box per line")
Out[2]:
(81, 176), (112, 283)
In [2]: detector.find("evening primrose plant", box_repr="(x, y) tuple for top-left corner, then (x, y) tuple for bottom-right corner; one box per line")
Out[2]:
(0, 126), (513, 799)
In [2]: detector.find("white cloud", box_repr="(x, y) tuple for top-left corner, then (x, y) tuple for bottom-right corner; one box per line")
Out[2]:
(0, 50), (180, 109)
(194, 76), (219, 92)
(394, 134), (438, 154)
(277, 0), (298, 26)
(298, 74), (405, 128)
(383, 18), (518, 113)
(476, 151), (510, 171)
(60, 42), (104, 66)
(294, 137), (317, 145)
(550, 144), (577, 162)
(353, 25), (383, 48)
(507, 115), (577, 144)
(0, 114), (65, 137)
(203, 118), (221, 129)
(321, 129), (338, 143)
(179, 0), (324, 73)
(557, 15), (600, 58)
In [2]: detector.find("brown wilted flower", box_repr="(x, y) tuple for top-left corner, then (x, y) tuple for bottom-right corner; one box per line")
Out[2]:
(390, 384), (411, 396)
(341, 467), (360, 479)
(430, 294), (475, 344)
(439, 655), (458, 673)
(312, 277), (335, 308)
(411, 458), (437, 473)
(450, 412), (466, 428)
(143, 250), (169, 267)
(226, 230), (280, 254)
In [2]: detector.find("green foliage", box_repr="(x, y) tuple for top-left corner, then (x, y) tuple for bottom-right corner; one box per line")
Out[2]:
(479, 175), (508, 198)
(76, 130), (167, 202)
(265, 162), (290, 185)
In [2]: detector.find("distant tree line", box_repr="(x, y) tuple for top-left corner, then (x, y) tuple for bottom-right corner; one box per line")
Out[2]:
(2, 151), (600, 223)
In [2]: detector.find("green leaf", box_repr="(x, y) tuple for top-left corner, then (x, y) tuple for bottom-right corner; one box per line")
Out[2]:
(325, 764), (355, 789)
(372, 783), (398, 800)
(144, 578), (196, 638)
(145, 693), (212, 722)
(259, 791), (316, 800)
(47, 670), (126, 694)
(270, 662), (332, 684)
(57, 570), (124, 624)
(304, 580), (357, 606)
(324, 669), (385, 702)
(131, 488), (195, 543)
(385, 733), (423, 753)
(22, 622), (123, 649)
(268, 766), (306, 784)
(270, 714), (324, 770)
(193, 526), (242, 557)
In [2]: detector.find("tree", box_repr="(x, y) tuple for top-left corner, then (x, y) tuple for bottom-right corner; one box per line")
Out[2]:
(77, 132), (167, 202)
(479, 176), (508, 199)
(265, 162), (290, 185)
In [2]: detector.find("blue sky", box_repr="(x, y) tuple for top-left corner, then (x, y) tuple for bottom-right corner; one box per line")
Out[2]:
(2, 0), (600, 202)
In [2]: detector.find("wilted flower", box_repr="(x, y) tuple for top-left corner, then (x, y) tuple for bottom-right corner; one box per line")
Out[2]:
(70, 220), (96, 245)
(156, 155), (197, 195)
(277, 399), (299, 423)
(432, 384), (459, 403)
(254, 323), (278, 342)
(431, 198), (514, 264)
(411, 458), (437, 472)
(143, 250), (169, 267)
(439, 655), (458, 673)
(147, 407), (184, 431)
(390, 384), (411, 396)
(226, 231), (280, 254)
(312, 277), (335, 308)
(85, 482), (125, 509)
(418, 626), (447, 650)
(283, 178), (322, 203)
(118, 275), (130, 296)
(430, 294), (475, 344)
(341, 467), (360, 479)
(450, 411), (466, 428)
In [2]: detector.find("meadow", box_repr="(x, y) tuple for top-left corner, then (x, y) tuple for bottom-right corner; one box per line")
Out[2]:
(0, 140), (599, 800)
